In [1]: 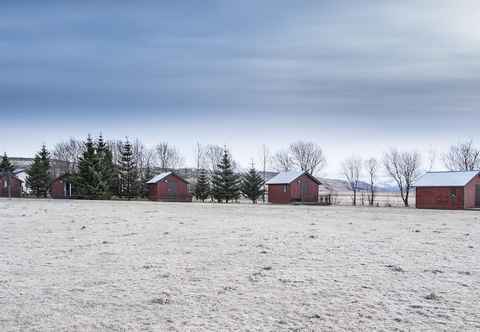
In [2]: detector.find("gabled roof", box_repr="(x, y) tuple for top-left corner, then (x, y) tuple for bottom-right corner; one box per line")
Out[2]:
(266, 171), (321, 185)
(146, 172), (189, 184)
(415, 171), (480, 187)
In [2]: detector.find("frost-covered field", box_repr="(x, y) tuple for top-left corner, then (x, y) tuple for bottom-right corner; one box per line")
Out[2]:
(1, 199), (479, 331)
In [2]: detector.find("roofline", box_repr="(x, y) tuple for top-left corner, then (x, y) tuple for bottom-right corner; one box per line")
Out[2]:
(424, 170), (480, 174)
(148, 171), (190, 184)
(267, 171), (321, 185)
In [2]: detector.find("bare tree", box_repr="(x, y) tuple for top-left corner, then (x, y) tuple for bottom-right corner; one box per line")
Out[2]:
(273, 150), (295, 172)
(364, 157), (378, 206)
(384, 149), (422, 207)
(52, 138), (85, 173)
(258, 144), (271, 203)
(155, 142), (184, 170)
(443, 140), (480, 171)
(289, 141), (326, 175)
(204, 144), (224, 172)
(342, 156), (362, 206)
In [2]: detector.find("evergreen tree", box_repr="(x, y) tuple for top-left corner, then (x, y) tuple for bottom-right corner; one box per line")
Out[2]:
(141, 163), (154, 198)
(96, 135), (115, 197)
(0, 153), (15, 198)
(194, 169), (210, 202)
(26, 145), (51, 198)
(241, 164), (265, 204)
(211, 148), (240, 203)
(0, 153), (14, 174)
(75, 135), (105, 199)
(119, 139), (139, 199)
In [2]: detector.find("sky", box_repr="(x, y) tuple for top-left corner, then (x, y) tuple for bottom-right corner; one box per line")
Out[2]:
(1, 0), (480, 178)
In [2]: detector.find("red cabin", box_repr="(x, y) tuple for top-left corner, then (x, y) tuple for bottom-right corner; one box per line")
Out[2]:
(147, 172), (192, 202)
(415, 171), (480, 210)
(0, 175), (22, 198)
(50, 175), (75, 199)
(266, 171), (320, 204)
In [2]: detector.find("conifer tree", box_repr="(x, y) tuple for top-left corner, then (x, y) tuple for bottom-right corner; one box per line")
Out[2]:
(141, 162), (154, 198)
(119, 139), (139, 199)
(75, 135), (105, 199)
(26, 145), (51, 198)
(194, 169), (210, 202)
(0, 153), (15, 198)
(241, 163), (265, 203)
(96, 135), (115, 197)
(211, 148), (240, 203)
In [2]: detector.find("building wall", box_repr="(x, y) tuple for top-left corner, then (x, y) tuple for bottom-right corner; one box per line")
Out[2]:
(464, 175), (480, 209)
(50, 178), (73, 199)
(0, 176), (22, 197)
(148, 174), (192, 202)
(289, 174), (319, 202)
(268, 175), (319, 204)
(416, 186), (464, 209)
(268, 184), (292, 204)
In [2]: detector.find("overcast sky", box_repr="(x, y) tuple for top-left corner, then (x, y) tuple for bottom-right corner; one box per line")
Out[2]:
(1, 1), (479, 177)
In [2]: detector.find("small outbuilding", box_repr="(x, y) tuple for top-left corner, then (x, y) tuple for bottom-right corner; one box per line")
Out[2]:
(0, 174), (22, 198)
(415, 171), (480, 210)
(50, 175), (75, 199)
(266, 171), (321, 204)
(147, 172), (192, 202)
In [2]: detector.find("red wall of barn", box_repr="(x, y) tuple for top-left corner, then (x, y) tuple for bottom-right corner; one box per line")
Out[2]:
(416, 187), (464, 209)
(148, 174), (191, 202)
(268, 184), (291, 204)
(268, 175), (319, 204)
(50, 178), (71, 199)
(464, 175), (480, 209)
(0, 176), (22, 197)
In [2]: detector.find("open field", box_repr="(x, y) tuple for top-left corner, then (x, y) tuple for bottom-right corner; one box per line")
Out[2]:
(1, 199), (479, 331)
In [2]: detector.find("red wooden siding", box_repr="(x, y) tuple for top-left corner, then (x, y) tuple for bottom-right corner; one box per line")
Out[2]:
(268, 174), (319, 204)
(0, 175), (22, 198)
(416, 187), (464, 209)
(464, 175), (480, 209)
(148, 174), (192, 202)
(50, 177), (73, 199)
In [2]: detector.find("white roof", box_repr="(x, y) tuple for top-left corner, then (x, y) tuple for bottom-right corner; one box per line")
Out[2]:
(266, 171), (320, 185)
(146, 172), (173, 184)
(415, 171), (479, 187)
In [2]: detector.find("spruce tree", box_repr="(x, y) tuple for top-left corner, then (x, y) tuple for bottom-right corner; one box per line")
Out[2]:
(141, 163), (154, 198)
(0, 153), (15, 174)
(0, 153), (15, 198)
(119, 139), (139, 199)
(241, 164), (265, 204)
(75, 135), (104, 199)
(194, 169), (210, 202)
(26, 145), (51, 198)
(211, 148), (240, 203)
(96, 135), (115, 197)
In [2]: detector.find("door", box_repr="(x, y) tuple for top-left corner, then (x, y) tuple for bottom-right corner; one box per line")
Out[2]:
(168, 181), (177, 194)
(476, 185), (480, 208)
(301, 181), (308, 201)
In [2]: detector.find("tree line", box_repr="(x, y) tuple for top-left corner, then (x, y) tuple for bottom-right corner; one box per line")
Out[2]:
(1, 137), (480, 206)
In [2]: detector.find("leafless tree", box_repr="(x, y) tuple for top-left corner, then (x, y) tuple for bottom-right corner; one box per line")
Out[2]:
(364, 157), (378, 206)
(155, 142), (184, 170)
(289, 141), (326, 175)
(204, 144), (224, 172)
(258, 144), (271, 203)
(273, 150), (295, 172)
(384, 148), (422, 207)
(443, 140), (480, 171)
(131, 139), (155, 178)
(52, 138), (85, 173)
(342, 156), (362, 206)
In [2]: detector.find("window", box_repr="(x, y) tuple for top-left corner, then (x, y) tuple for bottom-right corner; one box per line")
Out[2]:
(283, 184), (287, 193)
(3, 180), (7, 189)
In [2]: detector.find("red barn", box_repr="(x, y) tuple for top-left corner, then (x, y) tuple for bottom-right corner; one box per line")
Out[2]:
(147, 172), (192, 202)
(50, 175), (75, 199)
(0, 175), (22, 198)
(415, 171), (480, 210)
(266, 171), (320, 204)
